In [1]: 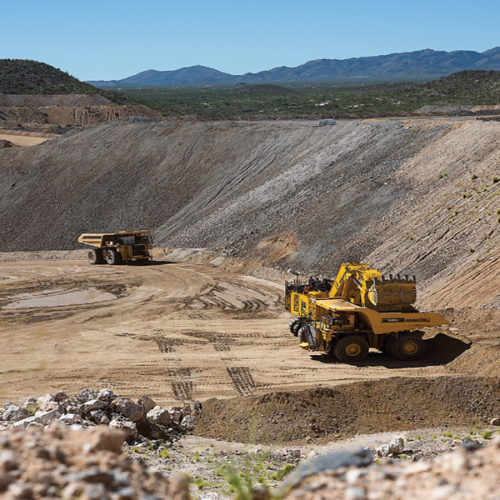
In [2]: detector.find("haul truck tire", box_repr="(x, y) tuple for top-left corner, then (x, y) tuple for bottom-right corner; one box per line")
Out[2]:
(385, 335), (397, 357)
(105, 249), (123, 265)
(289, 319), (301, 336)
(392, 332), (426, 360)
(334, 336), (369, 362)
(87, 249), (104, 265)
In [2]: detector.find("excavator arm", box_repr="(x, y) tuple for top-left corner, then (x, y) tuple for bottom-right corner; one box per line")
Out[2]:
(328, 262), (381, 307)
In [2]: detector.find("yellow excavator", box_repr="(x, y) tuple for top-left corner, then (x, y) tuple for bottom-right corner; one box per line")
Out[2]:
(285, 262), (448, 362)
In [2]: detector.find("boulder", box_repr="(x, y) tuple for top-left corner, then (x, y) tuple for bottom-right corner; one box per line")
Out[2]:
(38, 401), (61, 412)
(109, 419), (137, 439)
(97, 388), (115, 402)
(114, 399), (144, 422)
(389, 436), (405, 455)
(23, 398), (37, 408)
(33, 410), (61, 425)
(66, 405), (83, 416)
(82, 426), (127, 454)
(58, 414), (82, 425)
(147, 406), (171, 426)
(376, 444), (391, 458)
(90, 410), (110, 425)
(37, 394), (55, 405)
(2, 406), (30, 423)
(190, 400), (202, 415)
(279, 448), (373, 493)
(76, 388), (98, 403)
(137, 396), (156, 414)
(169, 411), (181, 423)
(54, 391), (69, 403)
(80, 399), (107, 413)
(181, 415), (196, 430)
(135, 418), (165, 440)
(491, 417), (500, 426)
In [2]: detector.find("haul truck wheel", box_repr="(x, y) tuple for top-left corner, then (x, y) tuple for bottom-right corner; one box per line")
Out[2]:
(385, 336), (397, 357)
(105, 249), (122, 265)
(289, 319), (301, 336)
(392, 333), (426, 360)
(87, 249), (103, 265)
(334, 336), (369, 362)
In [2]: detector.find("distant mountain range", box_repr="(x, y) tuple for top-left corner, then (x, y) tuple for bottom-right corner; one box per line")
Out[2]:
(88, 47), (500, 86)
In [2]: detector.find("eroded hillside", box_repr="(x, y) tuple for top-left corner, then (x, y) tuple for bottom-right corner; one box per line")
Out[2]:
(0, 117), (499, 312)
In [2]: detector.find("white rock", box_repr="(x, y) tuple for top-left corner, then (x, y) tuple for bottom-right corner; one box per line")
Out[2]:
(37, 394), (55, 405)
(2, 406), (30, 423)
(147, 406), (171, 426)
(376, 444), (391, 457)
(389, 436), (405, 455)
(80, 399), (107, 413)
(33, 410), (61, 425)
(190, 400), (202, 415)
(38, 401), (60, 412)
(58, 414), (82, 425)
(181, 415), (196, 430)
(490, 417), (500, 426)
(109, 419), (137, 438)
(307, 450), (319, 459)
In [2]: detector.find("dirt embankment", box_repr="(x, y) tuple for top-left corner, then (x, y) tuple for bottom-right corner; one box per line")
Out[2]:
(195, 377), (500, 444)
(0, 104), (160, 129)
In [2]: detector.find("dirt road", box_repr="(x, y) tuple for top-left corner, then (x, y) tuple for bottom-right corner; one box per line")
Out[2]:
(0, 259), (461, 406)
(0, 133), (49, 146)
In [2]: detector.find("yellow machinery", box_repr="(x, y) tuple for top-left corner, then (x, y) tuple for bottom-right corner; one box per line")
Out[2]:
(285, 262), (448, 362)
(78, 230), (153, 265)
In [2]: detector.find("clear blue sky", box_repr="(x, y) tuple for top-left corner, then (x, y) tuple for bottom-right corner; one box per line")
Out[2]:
(2, 0), (499, 81)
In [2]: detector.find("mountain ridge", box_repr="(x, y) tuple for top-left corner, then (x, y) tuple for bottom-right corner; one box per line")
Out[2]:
(88, 47), (500, 86)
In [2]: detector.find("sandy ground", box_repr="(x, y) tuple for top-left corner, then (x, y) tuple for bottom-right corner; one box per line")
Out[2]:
(0, 133), (49, 146)
(0, 258), (457, 407)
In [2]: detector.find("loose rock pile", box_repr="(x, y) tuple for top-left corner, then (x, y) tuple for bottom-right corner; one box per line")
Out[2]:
(0, 388), (201, 444)
(283, 437), (500, 500)
(0, 425), (190, 500)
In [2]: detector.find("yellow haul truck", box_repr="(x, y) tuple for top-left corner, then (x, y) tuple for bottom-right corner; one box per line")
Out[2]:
(285, 262), (448, 362)
(78, 230), (153, 265)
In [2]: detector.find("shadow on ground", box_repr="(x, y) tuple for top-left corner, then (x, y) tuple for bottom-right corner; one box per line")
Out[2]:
(310, 333), (471, 368)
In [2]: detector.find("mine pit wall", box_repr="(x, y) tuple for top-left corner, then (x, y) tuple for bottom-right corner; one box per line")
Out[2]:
(0, 104), (160, 128)
(0, 118), (499, 312)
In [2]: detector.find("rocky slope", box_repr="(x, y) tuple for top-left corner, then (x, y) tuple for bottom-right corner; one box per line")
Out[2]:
(0, 117), (499, 312)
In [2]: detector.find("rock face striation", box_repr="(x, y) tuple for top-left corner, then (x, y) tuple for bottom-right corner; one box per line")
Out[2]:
(0, 388), (201, 443)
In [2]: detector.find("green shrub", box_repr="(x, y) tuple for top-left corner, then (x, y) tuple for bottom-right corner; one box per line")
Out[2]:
(443, 431), (453, 438)
(471, 174), (477, 180)
(159, 449), (170, 460)
(482, 430), (493, 439)
(492, 176), (499, 183)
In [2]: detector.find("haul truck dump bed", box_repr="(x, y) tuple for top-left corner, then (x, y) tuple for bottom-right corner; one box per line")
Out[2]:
(78, 230), (153, 265)
(285, 262), (449, 362)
